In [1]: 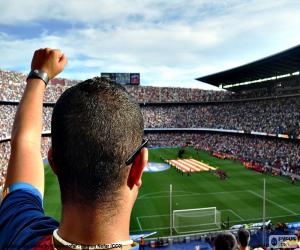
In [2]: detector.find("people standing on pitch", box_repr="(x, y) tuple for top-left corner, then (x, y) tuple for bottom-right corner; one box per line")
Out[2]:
(291, 175), (296, 185)
(0, 48), (147, 249)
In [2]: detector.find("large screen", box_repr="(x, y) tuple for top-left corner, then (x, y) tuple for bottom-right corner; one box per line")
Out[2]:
(101, 73), (140, 85)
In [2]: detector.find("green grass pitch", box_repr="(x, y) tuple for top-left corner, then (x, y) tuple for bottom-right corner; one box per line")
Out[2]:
(43, 147), (300, 236)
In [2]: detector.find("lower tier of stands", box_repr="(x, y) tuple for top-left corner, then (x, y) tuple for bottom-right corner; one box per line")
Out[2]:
(1, 132), (299, 189)
(145, 132), (300, 174)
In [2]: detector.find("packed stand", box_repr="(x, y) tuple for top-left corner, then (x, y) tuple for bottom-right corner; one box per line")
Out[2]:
(0, 137), (51, 189)
(125, 85), (229, 103)
(142, 97), (300, 136)
(0, 105), (52, 140)
(1, 69), (300, 104)
(0, 69), (77, 102)
(2, 97), (299, 139)
(228, 76), (300, 100)
(145, 132), (300, 175)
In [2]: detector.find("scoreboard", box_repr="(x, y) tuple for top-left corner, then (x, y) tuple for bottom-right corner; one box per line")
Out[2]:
(101, 73), (140, 85)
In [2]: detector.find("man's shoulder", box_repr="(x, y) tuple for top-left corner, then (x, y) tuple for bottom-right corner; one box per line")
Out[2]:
(0, 187), (59, 249)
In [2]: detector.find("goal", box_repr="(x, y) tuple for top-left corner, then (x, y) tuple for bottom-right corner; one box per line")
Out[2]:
(173, 207), (221, 234)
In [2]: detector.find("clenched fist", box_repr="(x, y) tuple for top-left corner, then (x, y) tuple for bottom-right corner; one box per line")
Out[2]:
(31, 48), (67, 80)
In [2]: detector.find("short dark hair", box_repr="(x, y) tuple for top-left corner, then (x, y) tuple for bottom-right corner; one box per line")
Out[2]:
(51, 77), (144, 206)
(237, 228), (250, 247)
(214, 232), (237, 250)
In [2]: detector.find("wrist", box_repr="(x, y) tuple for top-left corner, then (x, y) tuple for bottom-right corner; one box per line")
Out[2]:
(27, 69), (49, 86)
(26, 78), (47, 91)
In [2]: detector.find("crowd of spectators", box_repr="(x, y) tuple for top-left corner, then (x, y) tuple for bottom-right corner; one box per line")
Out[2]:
(2, 69), (299, 104)
(0, 105), (52, 140)
(0, 137), (51, 188)
(145, 132), (300, 175)
(0, 70), (229, 103)
(0, 70), (26, 101)
(2, 95), (299, 142)
(0, 105), (16, 140)
(0, 69), (77, 102)
(1, 69), (300, 188)
(0, 141), (10, 188)
(125, 85), (230, 103)
(143, 96), (300, 135)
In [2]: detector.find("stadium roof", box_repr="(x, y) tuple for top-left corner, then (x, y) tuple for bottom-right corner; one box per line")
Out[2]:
(196, 44), (300, 91)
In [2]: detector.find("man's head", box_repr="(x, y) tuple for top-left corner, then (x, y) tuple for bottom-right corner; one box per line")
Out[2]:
(214, 232), (237, 250)
(237, 228), (250, 249)
(49, 77), (146, 207)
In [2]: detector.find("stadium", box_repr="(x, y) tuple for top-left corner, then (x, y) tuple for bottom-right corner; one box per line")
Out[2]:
(1, 44), (300, 249)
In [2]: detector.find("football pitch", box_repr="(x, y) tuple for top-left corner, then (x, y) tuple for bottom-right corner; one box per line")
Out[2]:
(43, 147), (300, 236)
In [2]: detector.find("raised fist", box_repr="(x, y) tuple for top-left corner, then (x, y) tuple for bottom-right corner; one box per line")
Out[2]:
(31, 48), (67, 80)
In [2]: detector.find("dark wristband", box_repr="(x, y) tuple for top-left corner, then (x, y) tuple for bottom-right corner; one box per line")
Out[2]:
(27, 69), (49, 86)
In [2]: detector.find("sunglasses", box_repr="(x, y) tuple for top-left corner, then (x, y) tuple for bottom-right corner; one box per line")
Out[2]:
(125, 139), (148, 166)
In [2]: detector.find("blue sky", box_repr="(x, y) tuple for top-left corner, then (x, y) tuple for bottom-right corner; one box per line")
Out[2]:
(0, 0), (300, 89)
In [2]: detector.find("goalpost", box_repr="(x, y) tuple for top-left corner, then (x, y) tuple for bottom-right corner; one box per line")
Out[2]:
(173, 207), (221, 234)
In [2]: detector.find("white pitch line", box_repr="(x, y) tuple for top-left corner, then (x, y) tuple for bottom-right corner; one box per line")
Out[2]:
(136, 217), (143, 231)
(250, 213), (300, 220)
(138, 191), (169, 199)
(139, 213), (170, 219)
(221, 209), (245, 221)
(138, 190), (199, 199)
(229, 213), (300, 224)
(133, 213), (300, 233)
(230, 210), (245, 221)
(131, 226), (170, 232)
(138, 190), (247, 200)
(247, 190), (297, 215)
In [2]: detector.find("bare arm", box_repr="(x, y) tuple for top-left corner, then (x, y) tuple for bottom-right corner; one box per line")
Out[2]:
(4, 48), (67, 196)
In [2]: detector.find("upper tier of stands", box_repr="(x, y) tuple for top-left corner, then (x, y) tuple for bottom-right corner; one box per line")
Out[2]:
(1, 68), (299, 138)
(1, 69), (300, 103)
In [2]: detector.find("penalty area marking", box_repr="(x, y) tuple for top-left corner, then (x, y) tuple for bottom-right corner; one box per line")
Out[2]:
(136, 217), (143, 231)
(134, 189), (297, 232)
(134, 212), (300, 232)
(221, 209), (245, 221)
(136, 214), (170, 231)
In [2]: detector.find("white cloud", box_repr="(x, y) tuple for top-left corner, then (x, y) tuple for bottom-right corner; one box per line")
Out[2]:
(0, 0), (300, 89)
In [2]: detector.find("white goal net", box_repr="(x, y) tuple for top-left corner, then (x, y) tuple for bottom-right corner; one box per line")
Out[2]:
(173, 207), (221, 234)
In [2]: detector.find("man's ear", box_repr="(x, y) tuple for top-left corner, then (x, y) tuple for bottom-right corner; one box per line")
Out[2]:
(127, 147), (148, 189)
(48, 147), (58, 175)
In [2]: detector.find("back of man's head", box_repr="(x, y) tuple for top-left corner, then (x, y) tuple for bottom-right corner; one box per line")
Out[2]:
(214, 232), (237, 250)
(51, 77), (144, 206)
(237, 228), (250, 249)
